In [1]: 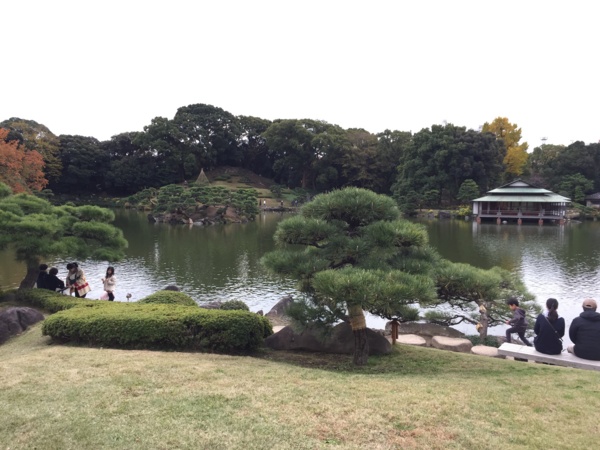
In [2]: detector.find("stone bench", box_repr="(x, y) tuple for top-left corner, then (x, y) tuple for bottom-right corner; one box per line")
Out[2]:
(498, 343), (600, 371)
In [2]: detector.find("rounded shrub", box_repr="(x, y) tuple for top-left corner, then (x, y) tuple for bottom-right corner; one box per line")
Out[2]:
(138, 290), (198, 307)
(220, 300), (250, 311)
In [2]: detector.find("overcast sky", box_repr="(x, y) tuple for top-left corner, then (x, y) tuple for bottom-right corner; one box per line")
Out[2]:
(2, 1), (598, 149)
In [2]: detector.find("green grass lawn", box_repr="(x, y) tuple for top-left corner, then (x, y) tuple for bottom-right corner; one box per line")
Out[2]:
(1, 324), (599, 450)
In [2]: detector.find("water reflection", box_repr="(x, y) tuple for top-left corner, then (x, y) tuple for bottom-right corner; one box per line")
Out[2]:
(419, 219), (600, 342)
(0, 210), (299, 312)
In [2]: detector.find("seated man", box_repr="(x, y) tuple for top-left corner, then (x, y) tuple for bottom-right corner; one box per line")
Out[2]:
(45, 267), (66, 292)
(568, 299), (600, 360)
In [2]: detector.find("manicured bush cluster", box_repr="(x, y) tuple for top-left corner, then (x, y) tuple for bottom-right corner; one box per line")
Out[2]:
(12, 288), (96, 313)
(10, 288), (273, 353)
(220, 300), (250, 311)
(137, 290), (198, 307)
(42, 303), (273, 352)
(126, 184), (259, 218)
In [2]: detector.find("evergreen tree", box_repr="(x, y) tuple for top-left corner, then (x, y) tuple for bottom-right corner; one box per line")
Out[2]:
(262, 188), (439, 365)
(0, 183), (128, 288)
(457, 179), (480, 204)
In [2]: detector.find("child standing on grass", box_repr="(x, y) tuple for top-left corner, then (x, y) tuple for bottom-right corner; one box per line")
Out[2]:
(102, 266), (116, 301)
(505, 297), (532, 346)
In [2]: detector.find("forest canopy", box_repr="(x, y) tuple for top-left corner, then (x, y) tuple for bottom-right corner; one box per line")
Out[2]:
(2, 108), (599, 210)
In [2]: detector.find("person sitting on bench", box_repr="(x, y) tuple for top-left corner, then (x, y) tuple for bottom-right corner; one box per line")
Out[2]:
(534, 298), (565, 355)
(568, 299), (600, 360)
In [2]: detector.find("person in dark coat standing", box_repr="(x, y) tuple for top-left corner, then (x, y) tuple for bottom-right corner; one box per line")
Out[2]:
(36, 264), (49, 289)
(533, 298), (565, 355)
(568, 299), (600, 360)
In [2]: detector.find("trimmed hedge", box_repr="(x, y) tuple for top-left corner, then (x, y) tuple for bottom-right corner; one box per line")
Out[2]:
(42, 302), (273, 352)
(12, 288), (97, 313)
(138, 290), (198, 307)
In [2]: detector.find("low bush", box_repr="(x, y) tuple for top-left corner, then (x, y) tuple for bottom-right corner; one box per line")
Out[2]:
(456, 205), (472, 217)
(137, 290), (198, 306)
(220, 300), (250, 311)
(466, 334), (501, 348)
(12, 288), (96, 313)
(42, 303), (273, 352)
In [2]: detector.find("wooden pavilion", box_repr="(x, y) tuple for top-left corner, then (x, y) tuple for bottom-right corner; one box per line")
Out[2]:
(585, 192), (600, 209)
(472, 180), (570, 225)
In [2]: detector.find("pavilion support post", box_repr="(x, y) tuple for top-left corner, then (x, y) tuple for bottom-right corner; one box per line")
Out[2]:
(538, 219), (544, 226)
(496, 218), (501, 225)
(517, 219), (522, 225)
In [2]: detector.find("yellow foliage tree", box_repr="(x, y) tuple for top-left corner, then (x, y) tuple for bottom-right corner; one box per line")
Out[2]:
(482, 117), (528, 178)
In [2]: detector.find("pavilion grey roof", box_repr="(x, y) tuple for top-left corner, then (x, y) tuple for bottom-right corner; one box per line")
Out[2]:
(585, 192), (600, 200)
(487, 187), (553, 194)
(473, 179), (570, 203)
(473, 194), (570, 203)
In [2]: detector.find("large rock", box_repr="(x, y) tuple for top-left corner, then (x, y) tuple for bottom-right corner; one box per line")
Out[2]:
(265, 295), (294, 326)
(431, 336), (473, 353)
(395, 322), (465, 338)
(0, 307), (45, 344)
(265, 322), (392, 355)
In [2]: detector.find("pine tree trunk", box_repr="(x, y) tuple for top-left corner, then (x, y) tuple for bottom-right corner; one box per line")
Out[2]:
(348, 304), (369, 366)
(20, 261), (40, 290)
(353, 328), (369, 366)
(479, 303), (489, 340)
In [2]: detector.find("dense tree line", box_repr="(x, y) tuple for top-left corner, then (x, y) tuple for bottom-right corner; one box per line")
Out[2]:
(2, 108), (600, 207)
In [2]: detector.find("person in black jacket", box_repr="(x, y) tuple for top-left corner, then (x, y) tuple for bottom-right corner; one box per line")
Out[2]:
(568, 299), (600, 360)
(533, 298), (565, 355)
(36, 264), (49, 289)
(505, 297), (532, 346)
(44, 267), (66, 293)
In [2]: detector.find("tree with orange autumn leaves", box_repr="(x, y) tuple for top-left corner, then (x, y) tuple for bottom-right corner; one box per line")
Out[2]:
(0, 128), (47, 193)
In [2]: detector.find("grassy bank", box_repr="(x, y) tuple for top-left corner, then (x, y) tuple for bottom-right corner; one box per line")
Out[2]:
(1, 324), (599, 450)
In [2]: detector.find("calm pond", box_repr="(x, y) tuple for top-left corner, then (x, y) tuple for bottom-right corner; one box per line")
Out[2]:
(1, 210), (599, 342)
(0, 210), (298, 310)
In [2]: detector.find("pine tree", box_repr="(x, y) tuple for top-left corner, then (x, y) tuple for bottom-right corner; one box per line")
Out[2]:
(262, 187), (439, 365)
(0, 183), (128, 288)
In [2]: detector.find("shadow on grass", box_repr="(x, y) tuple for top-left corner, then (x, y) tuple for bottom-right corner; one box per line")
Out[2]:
(0, 300), (553, 379)
(254, 344), (546, 377)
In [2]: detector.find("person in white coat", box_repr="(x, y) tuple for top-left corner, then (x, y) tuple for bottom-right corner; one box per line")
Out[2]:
(102, 266), (116, 301)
